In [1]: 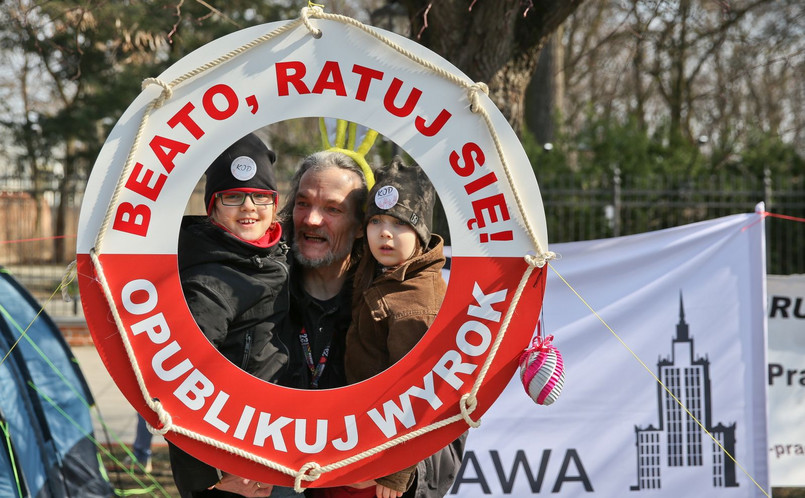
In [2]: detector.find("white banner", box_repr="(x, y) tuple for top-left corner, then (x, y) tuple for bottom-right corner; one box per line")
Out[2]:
(453, 213), (770, 497)
(767, 274), (805, 486)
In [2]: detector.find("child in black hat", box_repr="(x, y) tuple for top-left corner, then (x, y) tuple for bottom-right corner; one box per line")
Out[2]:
(170, 133), (298, 497)
(332, 157), (448, 498)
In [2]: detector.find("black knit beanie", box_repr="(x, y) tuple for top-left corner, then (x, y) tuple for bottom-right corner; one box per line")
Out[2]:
(366, 157), (435, 246)
(204, 133), (277, 214)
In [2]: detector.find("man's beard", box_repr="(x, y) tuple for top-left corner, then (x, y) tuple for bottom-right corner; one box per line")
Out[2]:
(291, 237), (353, 269)
(292, 242), (335, 268)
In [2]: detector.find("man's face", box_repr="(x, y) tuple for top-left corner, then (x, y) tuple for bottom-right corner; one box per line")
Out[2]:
(292, 166), (364, 269)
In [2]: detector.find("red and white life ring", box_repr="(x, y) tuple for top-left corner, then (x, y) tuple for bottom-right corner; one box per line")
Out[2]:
(77, 11), (550, 489)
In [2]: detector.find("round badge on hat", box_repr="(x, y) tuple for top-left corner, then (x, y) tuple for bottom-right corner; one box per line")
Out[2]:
(374, 185), (399, 209)
(231, 155), (257, 181)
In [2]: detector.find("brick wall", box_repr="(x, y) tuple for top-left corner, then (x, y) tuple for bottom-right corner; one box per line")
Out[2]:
(57, 319), (94, 347)
(0, 192), (54, 263)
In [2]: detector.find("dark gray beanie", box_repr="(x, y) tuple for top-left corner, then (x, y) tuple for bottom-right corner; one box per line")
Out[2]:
(366, 157), (435, 246)
(204, 133), (277, 214)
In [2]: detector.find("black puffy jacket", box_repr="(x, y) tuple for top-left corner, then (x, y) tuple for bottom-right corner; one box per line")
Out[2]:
(170, 216), (292, 498)
(177, 216), (291, 382)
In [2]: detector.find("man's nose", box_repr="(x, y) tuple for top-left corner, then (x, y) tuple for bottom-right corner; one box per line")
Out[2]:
(304, 207), (324, 225)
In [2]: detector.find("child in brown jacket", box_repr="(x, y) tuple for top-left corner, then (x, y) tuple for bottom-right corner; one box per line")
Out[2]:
(322, 157), (447, 498)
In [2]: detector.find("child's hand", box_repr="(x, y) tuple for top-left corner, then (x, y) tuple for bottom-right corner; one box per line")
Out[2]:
(348, 480), (376, 489)
(207, 472), (273, 497)
(375, 483), (403, 498)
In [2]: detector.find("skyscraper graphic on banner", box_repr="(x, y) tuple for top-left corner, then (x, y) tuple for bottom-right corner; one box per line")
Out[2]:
(631, 293), (738, 491)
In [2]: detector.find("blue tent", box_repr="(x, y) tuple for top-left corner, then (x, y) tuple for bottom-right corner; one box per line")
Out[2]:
(0, 267), (110, 497)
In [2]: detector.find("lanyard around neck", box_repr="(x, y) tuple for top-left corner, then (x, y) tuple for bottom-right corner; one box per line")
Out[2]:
(298, 327), (330, 388)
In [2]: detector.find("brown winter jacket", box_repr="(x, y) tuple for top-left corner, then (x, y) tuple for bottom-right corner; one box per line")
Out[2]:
(345, 234), (446, 383)
(345, 234), (447, 492)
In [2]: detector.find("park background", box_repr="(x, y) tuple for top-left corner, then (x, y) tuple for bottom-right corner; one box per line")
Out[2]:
(1, 0), (803, 497)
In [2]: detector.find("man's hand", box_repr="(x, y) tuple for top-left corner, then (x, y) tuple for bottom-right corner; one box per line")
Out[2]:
(208, 472), (274, 497)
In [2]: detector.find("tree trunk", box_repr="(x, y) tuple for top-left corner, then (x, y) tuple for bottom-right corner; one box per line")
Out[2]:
(527, 29), (564, 145)
(398, 0), (584, 135)
(54, 140), (80, 262)
(54, 178), (69, 262)
(395, 0), (584, 243)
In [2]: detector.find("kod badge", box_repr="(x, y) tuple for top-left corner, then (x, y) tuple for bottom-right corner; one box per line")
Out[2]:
(375, 185), (399, 209)
(231, 156), (257, 181)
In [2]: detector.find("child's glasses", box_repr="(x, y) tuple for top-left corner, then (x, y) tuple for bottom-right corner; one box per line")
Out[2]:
(216, 190), (277, 206)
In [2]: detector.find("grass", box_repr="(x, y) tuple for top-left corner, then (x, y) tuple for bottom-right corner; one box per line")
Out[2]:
(103, 444), (179, 498)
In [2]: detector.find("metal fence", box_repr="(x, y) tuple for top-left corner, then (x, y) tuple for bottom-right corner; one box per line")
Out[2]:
(540, 170), (804, 275)
(1, 170), (803, 318)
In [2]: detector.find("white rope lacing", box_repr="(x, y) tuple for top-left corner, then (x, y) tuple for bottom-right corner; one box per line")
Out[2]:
(87, 6), (555, 492)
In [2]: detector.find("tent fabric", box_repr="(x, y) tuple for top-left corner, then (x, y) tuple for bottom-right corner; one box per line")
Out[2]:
(0, 373), (40, 498)
(0, 320), (51, 497)
(1, 417), (27, 497)
(0, 267), (111, 497)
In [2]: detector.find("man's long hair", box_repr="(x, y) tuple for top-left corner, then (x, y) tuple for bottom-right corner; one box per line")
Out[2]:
(279, 150), (369, 263)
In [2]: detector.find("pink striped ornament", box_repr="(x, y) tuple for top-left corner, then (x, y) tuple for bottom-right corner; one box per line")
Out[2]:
(518, 335), (565, 406)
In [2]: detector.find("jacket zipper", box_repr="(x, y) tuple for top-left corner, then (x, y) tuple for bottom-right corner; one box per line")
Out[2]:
(242, 331), (253, 369)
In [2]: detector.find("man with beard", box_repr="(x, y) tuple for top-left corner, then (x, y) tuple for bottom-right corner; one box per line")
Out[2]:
(277, 150), (368, 391)
(278, 151), (466, 498)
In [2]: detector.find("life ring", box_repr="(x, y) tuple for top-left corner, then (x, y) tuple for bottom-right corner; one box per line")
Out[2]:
(76, 8), (551, 489)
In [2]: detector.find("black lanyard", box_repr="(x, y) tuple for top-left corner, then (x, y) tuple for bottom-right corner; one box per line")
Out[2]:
(298, 327), (330, 388)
